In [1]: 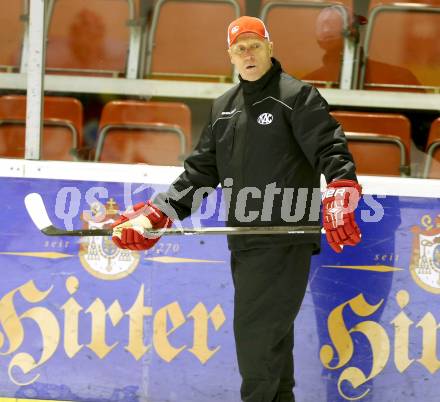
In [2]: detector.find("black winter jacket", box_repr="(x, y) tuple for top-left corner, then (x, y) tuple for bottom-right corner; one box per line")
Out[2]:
(154, 58), (357, 251)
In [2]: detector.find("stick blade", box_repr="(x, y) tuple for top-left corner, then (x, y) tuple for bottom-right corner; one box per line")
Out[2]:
(24, 192), (53, 231)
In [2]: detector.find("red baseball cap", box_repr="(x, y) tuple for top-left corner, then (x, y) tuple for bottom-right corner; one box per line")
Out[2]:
(227, 16), (270, 47)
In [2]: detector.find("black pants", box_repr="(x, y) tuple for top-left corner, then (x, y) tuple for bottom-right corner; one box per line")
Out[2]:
(230, 244), (313, 402)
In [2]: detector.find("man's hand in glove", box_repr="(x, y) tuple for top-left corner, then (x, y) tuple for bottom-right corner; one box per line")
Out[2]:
(112, 201), (172, 250)
(322, 179), (362, 253)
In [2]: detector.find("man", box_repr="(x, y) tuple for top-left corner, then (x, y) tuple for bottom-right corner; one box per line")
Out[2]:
(112, 16), (362, 402)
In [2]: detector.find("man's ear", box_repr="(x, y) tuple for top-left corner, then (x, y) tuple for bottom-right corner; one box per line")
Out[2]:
(227, 48), (234, 64)
(269, 41), (274, 57)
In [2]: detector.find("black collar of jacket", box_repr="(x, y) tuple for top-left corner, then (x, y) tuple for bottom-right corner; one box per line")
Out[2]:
(239, 58), (282, 98)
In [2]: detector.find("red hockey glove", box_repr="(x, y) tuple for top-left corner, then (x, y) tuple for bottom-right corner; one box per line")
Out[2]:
(322, 179), (362, 253)
(111, 201), (172, 250)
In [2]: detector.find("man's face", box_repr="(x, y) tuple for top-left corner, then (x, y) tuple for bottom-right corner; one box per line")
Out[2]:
(315, 8), (344, 52)
(228, 33), (273, 81)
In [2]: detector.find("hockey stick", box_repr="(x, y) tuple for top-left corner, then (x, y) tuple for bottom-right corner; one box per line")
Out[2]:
(24, 193), (321, 237)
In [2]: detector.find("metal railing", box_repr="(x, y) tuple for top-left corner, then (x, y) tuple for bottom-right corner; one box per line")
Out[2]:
(423, 141), (440, 179)
(94, 123), (187, 165)
(0, 118), (80, 160)
(345, 131), (410, 176)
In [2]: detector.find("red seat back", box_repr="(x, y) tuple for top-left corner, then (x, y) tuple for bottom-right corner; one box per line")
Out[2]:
(261, 1), (352, 87)
(0, 1), (24, 72)
(331, 111), (412, 176)
(145, 0), (241, 81)
(0, 95), (83, 160)
(362, 4), (440, 91)
(369, 0), (440, 7)
(45, 0), (131, 77)
(424, 118), (440, 178)
(96, 101), (192, 166)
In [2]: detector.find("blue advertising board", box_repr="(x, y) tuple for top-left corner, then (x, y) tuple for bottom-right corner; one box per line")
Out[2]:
(1, 163), (440, 402)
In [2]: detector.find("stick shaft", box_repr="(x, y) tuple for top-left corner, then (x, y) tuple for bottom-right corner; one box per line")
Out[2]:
(42, 225), (321, 237)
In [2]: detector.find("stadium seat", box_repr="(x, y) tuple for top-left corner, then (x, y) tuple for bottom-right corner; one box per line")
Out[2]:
(423, 118), (440, 178)
(330, 111), (412, 176)
(95, 101), (192, 165)
(369, 0), (440, 8)
(0, 0), (25, 72)
(0, 95), (84, 161)
(45, 0), (140, 77)
(144, 0), (241, 82)
(360, 3), (440, 92)
(260, 1), (355, 89)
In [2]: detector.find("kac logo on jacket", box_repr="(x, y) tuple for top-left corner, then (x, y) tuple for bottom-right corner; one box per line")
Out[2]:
(257, 113), (273, 125)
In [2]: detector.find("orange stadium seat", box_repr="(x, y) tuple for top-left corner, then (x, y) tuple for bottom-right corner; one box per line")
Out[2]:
(95, 101), (192, 165)
(0, 95), (84, 161)
(260, 1), (354, 88)
(0, 0), (25, 72)
(360, 3), (440, 92)
(369, 1), (440, 8)
(45, 0), (136, 77)
(331, 111), (412, 176)
(259, 0), (352, 8)
(144, 0), (242, 82)
(423, 118), (440, 178)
